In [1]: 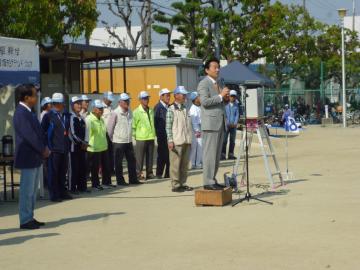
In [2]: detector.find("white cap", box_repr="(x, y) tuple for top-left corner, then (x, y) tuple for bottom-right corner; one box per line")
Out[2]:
(92, 99), (106, 109)
(80, 94), (91, 101)
(138, 91), (150, 99)
(103, 91), (115, 102)
(52, 93), (64, 103)
(71, 96), (82, 104)
(230, 90), (237, 96)
(119, 93), (130, 101)
(41, 97), (52, 107)
(159, 88), (171, 96)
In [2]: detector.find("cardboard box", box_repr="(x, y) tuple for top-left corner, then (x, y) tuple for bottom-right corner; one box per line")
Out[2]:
(195, 187), (232, 206)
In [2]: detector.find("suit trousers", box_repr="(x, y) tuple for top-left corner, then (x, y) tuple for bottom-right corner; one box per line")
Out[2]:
(156, 137), (170, 177)
(48, 152), (68, 200)
(169, 144), (191, 188)
(113, 142), (138, 183)
(135, 140), (154, 177)
(202, 125), (224, 186)
(87, 151), (112, 187)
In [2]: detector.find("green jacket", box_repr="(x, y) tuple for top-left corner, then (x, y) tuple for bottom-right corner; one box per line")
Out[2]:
(132, 105), (156, 141)
(85, 112), (108, 152)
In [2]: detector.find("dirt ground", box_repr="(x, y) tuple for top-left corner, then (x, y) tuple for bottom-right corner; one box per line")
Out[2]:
(1, 125), (360, 270)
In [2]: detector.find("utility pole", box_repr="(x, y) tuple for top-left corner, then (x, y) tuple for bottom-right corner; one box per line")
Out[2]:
(145, 0), (152, 59)
(353, 0), (356, 31)
(214, 0), (221, 60)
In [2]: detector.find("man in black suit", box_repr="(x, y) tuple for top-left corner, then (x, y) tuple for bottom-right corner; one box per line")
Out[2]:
(13, 84), (50, 229)
(154, 88), (171, 178)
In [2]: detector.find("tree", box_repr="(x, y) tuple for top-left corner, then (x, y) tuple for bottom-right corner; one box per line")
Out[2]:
(317, 25), (360, 88)
(0, 0), (98, 46)
(101, 0), (152, 60)
(261, 2), (321, 89)
(171, 0), (205, 58)
(152, 11), (182, 57)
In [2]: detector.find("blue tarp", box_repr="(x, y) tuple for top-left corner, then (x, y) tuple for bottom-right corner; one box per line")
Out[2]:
(219, 60), (274, 87)
(0, 70), (40, 86)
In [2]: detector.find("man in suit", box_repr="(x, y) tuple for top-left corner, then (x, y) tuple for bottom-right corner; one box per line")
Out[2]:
(197, 58), (230, 190)
(154, 88), (171, 179)
(13, 84), (50, 229)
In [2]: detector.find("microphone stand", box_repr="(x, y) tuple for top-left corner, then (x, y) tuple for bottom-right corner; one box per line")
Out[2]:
(232, 85), (273, 206)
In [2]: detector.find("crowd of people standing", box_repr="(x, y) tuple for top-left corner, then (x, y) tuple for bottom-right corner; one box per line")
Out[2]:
(13, 58), (240, 229)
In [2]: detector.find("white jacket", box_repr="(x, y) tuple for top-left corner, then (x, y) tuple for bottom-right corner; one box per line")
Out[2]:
(189, 104), (201, 133)
(107, 106), (133, 144)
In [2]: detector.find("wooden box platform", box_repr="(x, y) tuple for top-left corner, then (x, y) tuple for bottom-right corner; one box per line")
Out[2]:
(195, 187), (232, 206)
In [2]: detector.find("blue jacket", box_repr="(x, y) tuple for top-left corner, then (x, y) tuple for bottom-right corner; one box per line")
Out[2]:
(225, 102), (240, 126)
(41, 109), (71, 154)
(154, 102), (168, 140)
(13, 104), (46, 169)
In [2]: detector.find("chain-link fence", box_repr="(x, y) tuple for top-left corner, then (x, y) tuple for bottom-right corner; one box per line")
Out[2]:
(263, 88), (360, 125)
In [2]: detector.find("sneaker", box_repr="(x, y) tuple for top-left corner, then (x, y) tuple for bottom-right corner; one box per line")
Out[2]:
(146, 174), (155, 180)
(94, 185), (104, 190)
(181, 185), (194, 191)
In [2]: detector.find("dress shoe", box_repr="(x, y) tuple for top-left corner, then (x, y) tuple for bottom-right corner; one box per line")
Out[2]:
(155, 175), (163, 179)
(220, 155), (226, 161)
(215, 182), (226, 188)
(129, 181), (143, 185)
(61, 193), (73, 200)
(181, 185), (194, 191)
(172, 187), (185, 193)
(70, 190), (80, 195)
(228, 155), (237, 160)
(164, 174), (170, 179)
(204, 184), (223, 190)
(33, 219), (45, 226)
(20, 220), (40, 230)
(50, 198), (62, 203)
(117, 181), (129, 186)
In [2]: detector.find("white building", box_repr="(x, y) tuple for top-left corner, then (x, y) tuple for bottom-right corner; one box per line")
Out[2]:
(90, 27), (188, 59)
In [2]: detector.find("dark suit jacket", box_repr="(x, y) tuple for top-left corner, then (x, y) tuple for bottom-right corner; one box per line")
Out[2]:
(154, 102), (168, 140)
(13, 104), (46, 169)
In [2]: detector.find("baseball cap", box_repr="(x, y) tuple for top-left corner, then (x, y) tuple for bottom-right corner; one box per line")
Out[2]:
(71, 96), (82, 104)
(173, 86), (188, 95)
(80, 94), (91, 101)
(119, 93), (131, 101)
(159, 88), (171, 96)
(52, 93), (64, 103)
(103, 91), (115, 102)
(138, 91), (150, 99)
(41, 97), (52, 107)
(230, 90), (237, 96)
(188, 92), (199, 101)
(92, 99), (106, 109)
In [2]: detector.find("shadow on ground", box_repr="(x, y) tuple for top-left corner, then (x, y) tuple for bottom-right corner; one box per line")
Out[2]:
(0, 212), (125, 237)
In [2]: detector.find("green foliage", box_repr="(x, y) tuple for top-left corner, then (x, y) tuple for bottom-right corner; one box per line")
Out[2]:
(0, 0), (98, 46)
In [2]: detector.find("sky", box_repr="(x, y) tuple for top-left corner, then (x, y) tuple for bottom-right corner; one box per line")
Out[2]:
(96, 0), (357, 27)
